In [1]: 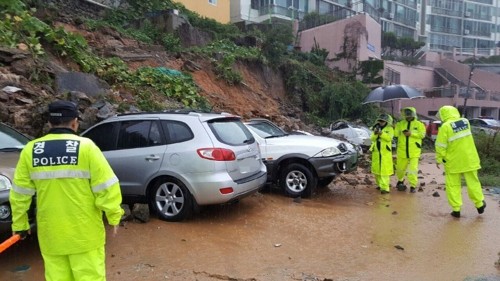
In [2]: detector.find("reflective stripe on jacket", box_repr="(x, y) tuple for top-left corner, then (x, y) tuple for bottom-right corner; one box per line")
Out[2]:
(435, 106), (481, 173)
(11, 131), (124, 255)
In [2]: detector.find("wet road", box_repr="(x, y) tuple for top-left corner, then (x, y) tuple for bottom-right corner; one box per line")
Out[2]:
(1, 155), (500, 281)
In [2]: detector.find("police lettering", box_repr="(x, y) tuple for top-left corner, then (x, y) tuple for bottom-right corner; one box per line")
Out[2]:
(33, 156), (78, 167)
(32, 139), (80, 167)
(451, 120), (468, 133)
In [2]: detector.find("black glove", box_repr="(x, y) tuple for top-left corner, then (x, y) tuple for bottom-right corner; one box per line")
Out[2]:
(14, 230), (29, 240)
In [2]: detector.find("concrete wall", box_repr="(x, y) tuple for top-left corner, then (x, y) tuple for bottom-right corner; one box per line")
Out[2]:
(175, 0), (231, 23)
(298, 14), (381, 72)
(384, 61), (435, 89)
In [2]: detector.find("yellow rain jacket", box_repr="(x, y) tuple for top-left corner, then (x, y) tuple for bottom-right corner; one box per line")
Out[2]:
(394, 107), (426, 159)
(11, 129), (124, 255)
(435, 106), (481, 173)
(370, 115), (394, 175)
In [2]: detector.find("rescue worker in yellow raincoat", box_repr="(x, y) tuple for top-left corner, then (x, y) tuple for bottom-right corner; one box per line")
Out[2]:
(435, 105), (486, 218)
(10, 100), (124, 281)
(370, 113), (394, 194)
(394, 107), (426, 193)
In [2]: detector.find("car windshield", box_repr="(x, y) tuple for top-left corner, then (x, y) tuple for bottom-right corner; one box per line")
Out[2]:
(246, 121), (288, 138)
(0, 123), (30, 151)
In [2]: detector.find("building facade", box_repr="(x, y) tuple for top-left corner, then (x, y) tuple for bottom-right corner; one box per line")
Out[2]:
(176, 0), (231, 23)
(423, 0), (500, 55)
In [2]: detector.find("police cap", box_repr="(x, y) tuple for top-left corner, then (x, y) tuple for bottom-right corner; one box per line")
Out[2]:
(48, 100), (80, 119)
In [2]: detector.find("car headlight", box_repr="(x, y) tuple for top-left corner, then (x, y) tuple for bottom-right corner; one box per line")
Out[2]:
(0, 175), (12, 191)
(314, 147), (341, 157)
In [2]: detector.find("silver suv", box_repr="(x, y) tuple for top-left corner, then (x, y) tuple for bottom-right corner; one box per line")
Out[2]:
(81, 111), (267, 221)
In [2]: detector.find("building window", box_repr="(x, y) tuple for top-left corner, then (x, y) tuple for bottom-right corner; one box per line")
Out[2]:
(209, 0), (217, 5)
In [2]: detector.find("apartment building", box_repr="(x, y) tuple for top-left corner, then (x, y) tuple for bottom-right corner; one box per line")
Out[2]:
(423, 0), (500, 55)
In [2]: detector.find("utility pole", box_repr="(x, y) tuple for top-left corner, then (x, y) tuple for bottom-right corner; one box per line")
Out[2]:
(462, 58), (475, 118)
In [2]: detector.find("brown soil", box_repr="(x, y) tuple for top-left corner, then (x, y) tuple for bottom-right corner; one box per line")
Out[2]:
(1, 153), (500, 281)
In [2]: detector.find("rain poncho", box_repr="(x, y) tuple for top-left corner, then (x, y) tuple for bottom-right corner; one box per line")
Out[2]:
(11, 130), (124, 255)
(435, 106), (481, 173)
(394, 107), (426, 159)
(370, 114), (394, 176)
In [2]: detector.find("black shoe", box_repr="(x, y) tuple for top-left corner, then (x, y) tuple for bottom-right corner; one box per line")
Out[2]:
(451, 211), (460, 218)
(381, 190), (390, 194)
(477, 200), (486, 214)
(396, 181), (407, 191)
(410, 187), (416, 193)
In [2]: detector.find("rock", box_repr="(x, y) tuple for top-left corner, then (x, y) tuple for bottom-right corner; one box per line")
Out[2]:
(120, 204), (132, 222)
(363, 175), (373, 185)
(132, 203), (150, 223)
(432, 191), (440, 197)
(55, 72), (110, 97)
(394, 245), (404, 251)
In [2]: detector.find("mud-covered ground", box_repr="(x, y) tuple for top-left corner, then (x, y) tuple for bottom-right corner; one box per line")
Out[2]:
(1, 153), (500, 281)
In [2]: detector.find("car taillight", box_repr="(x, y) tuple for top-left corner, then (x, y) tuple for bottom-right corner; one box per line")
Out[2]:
(219, 187), (234, 194)
(197, 148), (236, 161)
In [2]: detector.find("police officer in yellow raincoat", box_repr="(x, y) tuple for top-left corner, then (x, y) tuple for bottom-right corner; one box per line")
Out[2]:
(394, 107), (426, 193)
(370, 113), (394, 194)
(435, 105), (486, 218)
(10, 100), (124, 281)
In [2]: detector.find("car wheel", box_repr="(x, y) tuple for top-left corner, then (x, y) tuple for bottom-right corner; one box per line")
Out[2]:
(317, 176), (335, 188)
(279, 163), (317, 198)
(149, 177), (193, 222)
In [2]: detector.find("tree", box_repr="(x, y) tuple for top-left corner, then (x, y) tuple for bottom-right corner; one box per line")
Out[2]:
(261, 24), (294, 68)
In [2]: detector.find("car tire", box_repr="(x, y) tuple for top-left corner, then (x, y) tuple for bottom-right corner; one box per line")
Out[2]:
(279, 163), (317, 198)
(149, 177), (193, 222)
(317, 176), (335, 188)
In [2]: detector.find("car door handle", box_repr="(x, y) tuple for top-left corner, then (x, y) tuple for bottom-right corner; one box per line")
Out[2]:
(145, 155), (160, 161)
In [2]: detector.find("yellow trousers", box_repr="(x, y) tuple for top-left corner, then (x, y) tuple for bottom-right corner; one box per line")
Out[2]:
(375, 174), (390, 192)
(42, 246), (105, 281)
(444, 170), (484, 212)
(396, 157), (420, 187)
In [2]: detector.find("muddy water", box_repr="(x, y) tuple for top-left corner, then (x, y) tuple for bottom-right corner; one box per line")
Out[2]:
(1, 162), (500, 281)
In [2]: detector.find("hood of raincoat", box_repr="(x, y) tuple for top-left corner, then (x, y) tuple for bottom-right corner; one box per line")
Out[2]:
(401, 107), (418, 119)
(437, 106), (460, 122)
(375, 113), (393, 126)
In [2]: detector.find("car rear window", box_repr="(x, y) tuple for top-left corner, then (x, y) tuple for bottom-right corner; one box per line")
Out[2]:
(208, 118), (254, 146)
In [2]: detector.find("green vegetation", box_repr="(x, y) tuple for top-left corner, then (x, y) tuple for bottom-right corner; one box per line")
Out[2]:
(1, 0), (381, 125)
(475, 133), (500, 187)
(382, 32), (425, 66)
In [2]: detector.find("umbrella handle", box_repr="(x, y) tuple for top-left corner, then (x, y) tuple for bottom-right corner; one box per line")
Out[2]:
(0, 234), (21, 254)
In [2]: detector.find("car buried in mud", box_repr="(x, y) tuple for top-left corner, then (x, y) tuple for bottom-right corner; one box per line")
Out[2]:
(244, 118), (358, 198)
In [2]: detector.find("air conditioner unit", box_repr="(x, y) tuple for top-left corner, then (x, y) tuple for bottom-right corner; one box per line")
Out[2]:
(464, 29), (470, 35)
(388, 13), (394, 20)
(465, 11), (471, 17)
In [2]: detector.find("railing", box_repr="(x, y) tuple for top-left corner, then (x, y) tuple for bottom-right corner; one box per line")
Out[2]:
(258, 5), (306, 21)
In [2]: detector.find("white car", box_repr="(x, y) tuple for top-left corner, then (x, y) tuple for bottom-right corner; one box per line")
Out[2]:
(245, 119), (359, 198)
(327, 120), (371, 152)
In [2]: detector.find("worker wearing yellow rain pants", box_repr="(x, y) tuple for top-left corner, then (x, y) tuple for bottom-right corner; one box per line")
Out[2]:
(10, 100), (124, 281)
(435, 105), (486, 218)
(394, 107), (426, 193)
(370, 113), (394, 194)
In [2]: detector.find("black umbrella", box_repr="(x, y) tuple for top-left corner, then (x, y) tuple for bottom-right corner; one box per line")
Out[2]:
(363, 84), (425, 104)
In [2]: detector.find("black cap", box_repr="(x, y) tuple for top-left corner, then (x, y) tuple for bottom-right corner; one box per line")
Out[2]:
(48, 100), (80, 119)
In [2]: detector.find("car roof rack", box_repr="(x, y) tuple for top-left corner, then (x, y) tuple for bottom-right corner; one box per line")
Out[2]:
(116, 108), (238, 117)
